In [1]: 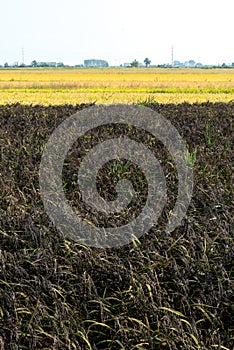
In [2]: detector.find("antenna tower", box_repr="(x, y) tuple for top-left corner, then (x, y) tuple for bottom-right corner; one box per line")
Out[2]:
(171, 46), (174, 67)
(22, 47), (25, 65)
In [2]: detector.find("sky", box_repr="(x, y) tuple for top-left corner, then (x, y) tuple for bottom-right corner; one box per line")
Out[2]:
(1, 0), (233, 66)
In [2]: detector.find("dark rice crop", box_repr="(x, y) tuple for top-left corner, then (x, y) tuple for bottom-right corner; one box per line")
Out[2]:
(0, 102), (233, 349)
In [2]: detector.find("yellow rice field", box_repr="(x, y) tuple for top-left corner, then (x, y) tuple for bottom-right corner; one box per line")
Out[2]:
(0, 68), (233, 105)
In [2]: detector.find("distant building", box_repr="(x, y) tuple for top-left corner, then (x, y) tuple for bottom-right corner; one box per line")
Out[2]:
(84, 59), (109, 67)
(48, 62), (57, 67)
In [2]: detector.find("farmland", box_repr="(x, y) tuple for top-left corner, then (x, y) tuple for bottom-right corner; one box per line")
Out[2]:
(0, 67), (234, 105)
(0, 100), (233, 349)
(0, 66), (233, 350)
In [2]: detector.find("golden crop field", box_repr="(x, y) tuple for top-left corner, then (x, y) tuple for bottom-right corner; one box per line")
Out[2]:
(0, 67), (234, 105)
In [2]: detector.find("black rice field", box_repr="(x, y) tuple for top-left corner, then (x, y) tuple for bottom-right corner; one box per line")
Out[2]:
(0, 102), (233, 349)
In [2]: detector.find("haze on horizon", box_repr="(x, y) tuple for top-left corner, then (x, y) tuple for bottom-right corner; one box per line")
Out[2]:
(1, 0), (233, 67)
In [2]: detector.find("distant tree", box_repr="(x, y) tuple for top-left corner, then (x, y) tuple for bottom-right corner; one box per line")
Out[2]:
(57, 62), (65, 67)
(188, 60), (196, 67)
(4, 62), (9, 68)
(130, 59), (139, 67)
(144, 58), (151, 67)
(232, 62), (234, 67)
(31, 60), (37, 67)
(221, 63), (226, 67)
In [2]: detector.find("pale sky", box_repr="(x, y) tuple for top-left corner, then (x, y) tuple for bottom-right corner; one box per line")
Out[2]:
(1, 0), (233, 66)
